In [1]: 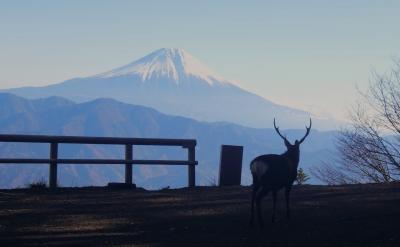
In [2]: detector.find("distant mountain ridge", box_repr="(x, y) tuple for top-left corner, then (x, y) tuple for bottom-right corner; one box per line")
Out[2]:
(1, 48), (340, 130)
(0, 93), (336, 189)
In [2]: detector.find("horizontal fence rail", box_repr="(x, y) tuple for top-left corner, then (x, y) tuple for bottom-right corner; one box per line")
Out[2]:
(0, 134), (196, 146)
(0, 134), (197, 188)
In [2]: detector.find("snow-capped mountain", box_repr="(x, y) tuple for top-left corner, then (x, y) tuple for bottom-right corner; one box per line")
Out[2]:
(96, 48), (226, 85)
(1, 48), (339, 130)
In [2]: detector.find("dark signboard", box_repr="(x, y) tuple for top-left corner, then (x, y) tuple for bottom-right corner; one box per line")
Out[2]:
(219, 145), (243, 186)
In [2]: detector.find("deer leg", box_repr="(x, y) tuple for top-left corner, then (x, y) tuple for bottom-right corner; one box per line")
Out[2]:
(255, 187), (269, 229)
(272, 190), (277, 223)
(285, 186), (292, 220)
(249, 181), (260, 227)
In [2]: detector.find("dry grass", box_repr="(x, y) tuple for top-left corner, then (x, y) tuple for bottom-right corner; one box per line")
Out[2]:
(0, 183), (399, 246)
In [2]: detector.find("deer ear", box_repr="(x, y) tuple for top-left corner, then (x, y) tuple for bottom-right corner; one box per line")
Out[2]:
(295, 140), (299, 145)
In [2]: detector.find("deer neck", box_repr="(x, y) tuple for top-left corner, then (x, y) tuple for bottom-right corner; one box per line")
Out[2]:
(283, 151), (300, 182)
(283, 150), (300, 168)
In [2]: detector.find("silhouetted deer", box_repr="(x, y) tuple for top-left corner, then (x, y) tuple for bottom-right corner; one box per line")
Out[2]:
(249, 118), (312, 228)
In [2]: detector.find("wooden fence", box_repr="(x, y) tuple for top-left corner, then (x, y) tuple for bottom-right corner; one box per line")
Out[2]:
(0, 134), (197, 188)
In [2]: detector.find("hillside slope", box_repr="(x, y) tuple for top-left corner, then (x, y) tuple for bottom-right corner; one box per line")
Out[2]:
(0, 183), (399, 247)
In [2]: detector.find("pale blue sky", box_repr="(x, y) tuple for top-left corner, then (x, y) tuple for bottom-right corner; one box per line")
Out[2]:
(1, 0), (399, 119)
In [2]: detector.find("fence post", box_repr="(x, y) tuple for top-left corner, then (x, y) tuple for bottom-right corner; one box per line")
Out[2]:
(49, 142), (58, 188)
(125, 144), (133, 184)
(188, 145), (195, 187)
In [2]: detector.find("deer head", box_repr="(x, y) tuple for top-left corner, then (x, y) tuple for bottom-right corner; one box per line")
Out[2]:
(273, 118), (312, 154)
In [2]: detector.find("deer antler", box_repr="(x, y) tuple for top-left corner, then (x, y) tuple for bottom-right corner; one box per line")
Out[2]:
(273, 118), (289, 143)
(298, 118), (312, 144)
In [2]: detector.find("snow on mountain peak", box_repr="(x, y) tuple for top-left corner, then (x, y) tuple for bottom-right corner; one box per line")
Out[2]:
(95, 48), (227, 85)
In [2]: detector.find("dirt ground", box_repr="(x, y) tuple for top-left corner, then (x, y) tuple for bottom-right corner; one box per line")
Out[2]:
(0, 183), (399, 247)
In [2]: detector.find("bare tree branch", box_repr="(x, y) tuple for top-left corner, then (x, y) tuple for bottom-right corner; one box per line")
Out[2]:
(333, 60), (400, 183)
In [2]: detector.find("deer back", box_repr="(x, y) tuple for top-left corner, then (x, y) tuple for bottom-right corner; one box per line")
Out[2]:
(251, 154), (298, 188)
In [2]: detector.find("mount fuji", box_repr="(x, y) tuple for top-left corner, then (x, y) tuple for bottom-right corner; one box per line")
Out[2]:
(2, 48), (338, 130)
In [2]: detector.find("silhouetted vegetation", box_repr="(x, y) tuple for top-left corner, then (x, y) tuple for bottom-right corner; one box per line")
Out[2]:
(310, 161), (357, 185)
(296, 168), (310, 185)
(28, 178), (47, 189)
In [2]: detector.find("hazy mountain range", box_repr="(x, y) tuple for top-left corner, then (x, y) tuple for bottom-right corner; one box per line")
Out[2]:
(0, 48), (341, 188)
(0, 93), (336, 189)
(1, 48), (340, 130)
